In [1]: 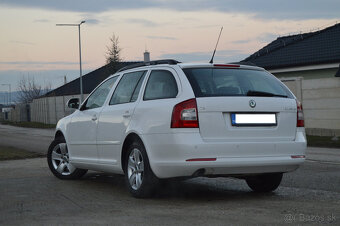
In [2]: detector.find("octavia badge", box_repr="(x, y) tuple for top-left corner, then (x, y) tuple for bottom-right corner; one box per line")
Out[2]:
(249, 100), (256, 108)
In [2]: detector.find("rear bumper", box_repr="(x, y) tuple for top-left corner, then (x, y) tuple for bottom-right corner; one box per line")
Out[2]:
(141, 129), (306, 178)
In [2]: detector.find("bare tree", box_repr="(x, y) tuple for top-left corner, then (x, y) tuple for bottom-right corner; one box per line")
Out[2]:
(17, 76), (48, 103)
(105, 33), (122, 64)
(45, 81), (52, 91)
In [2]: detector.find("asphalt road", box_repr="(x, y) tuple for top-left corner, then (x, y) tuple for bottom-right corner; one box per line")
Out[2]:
(0, 124), (54, 154)
(0, 158), (339, 225)
(0, 124), (339, 225)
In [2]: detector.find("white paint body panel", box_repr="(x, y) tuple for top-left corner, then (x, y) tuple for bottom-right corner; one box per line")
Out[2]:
(142, 128), (306, 178)
(66, 108), (101, 164)
(55, 63), (307, 178)
(197, 97), (297, 142)
(97, 102), (137, 165)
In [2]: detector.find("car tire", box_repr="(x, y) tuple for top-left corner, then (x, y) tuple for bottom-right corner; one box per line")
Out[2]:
(47, 137), (87, 180)
(124, 140), (159, 198)
(246, 173), (283, 192)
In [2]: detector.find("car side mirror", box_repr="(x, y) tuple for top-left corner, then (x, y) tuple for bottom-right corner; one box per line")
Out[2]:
(67, 98), (80, 109)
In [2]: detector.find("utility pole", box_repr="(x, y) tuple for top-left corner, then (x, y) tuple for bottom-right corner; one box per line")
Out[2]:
(56, 21), (86, 103)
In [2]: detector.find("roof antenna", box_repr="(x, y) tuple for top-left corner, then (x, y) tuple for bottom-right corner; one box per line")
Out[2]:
(209, 26), (223, 64)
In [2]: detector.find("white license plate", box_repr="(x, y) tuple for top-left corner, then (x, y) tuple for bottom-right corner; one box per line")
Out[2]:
(231, 113), (276, 126)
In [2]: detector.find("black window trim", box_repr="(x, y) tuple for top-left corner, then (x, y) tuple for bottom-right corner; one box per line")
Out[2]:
(129, 71), (147, 102)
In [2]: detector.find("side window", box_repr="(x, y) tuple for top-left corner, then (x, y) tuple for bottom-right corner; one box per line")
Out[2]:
(83, 76), (118, 110)
(110, 71), (146, 105)
(143, 70), (178, 100)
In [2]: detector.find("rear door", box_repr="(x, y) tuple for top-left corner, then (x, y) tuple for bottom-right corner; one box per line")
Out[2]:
(183, 67), (297, 142)
(131, 68), (180, 134)
(96, 70), (147, 165)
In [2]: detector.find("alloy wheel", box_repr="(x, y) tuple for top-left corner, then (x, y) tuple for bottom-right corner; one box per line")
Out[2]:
(51, 143), (76, 176)
(127, 148), (144, 190)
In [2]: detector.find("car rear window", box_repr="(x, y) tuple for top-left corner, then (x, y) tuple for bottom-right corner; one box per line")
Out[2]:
(183, 68), (293, 98)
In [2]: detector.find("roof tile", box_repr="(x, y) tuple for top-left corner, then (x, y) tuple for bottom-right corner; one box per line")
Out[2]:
(242, 23), (340, 69)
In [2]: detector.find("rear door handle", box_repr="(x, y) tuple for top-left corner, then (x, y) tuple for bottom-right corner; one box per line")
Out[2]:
(92, 115), (97, 121)
(123, 111), (131, 118)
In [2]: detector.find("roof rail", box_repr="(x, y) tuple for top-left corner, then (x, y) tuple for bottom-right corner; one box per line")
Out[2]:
(117, 59), (181, 72)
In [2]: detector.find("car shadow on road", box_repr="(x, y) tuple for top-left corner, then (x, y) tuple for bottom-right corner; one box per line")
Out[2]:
(82, 172), (279, 201)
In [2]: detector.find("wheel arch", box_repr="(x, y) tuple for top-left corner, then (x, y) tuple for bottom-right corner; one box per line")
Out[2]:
(55, 130), (65, 140)
(121, 132), (144, 173)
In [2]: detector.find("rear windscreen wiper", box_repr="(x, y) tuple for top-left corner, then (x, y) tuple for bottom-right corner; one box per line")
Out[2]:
(246, 90), (287, 98)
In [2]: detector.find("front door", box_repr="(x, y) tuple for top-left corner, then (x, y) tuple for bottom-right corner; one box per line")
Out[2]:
(67, 76), (118, 164)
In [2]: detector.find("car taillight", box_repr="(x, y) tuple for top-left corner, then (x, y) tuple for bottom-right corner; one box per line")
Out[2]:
(296, 100), (304, 127)
(171, 98), (199, 128)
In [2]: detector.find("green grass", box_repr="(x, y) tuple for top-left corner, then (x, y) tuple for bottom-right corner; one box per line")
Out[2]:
(0, 146), (45, 161)
(307, 135), (340, 148)
(0, 121), (56, 129)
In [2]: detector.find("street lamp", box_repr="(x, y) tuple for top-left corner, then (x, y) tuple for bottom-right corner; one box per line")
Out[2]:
(1, 84), (11, 105)
(56, 21), (85, 103)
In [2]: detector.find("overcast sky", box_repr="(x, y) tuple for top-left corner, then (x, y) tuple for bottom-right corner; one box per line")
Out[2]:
(1, 0), (340, 95)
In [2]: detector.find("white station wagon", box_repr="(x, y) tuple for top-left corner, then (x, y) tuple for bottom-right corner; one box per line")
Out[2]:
(47, 60), (306, 198)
